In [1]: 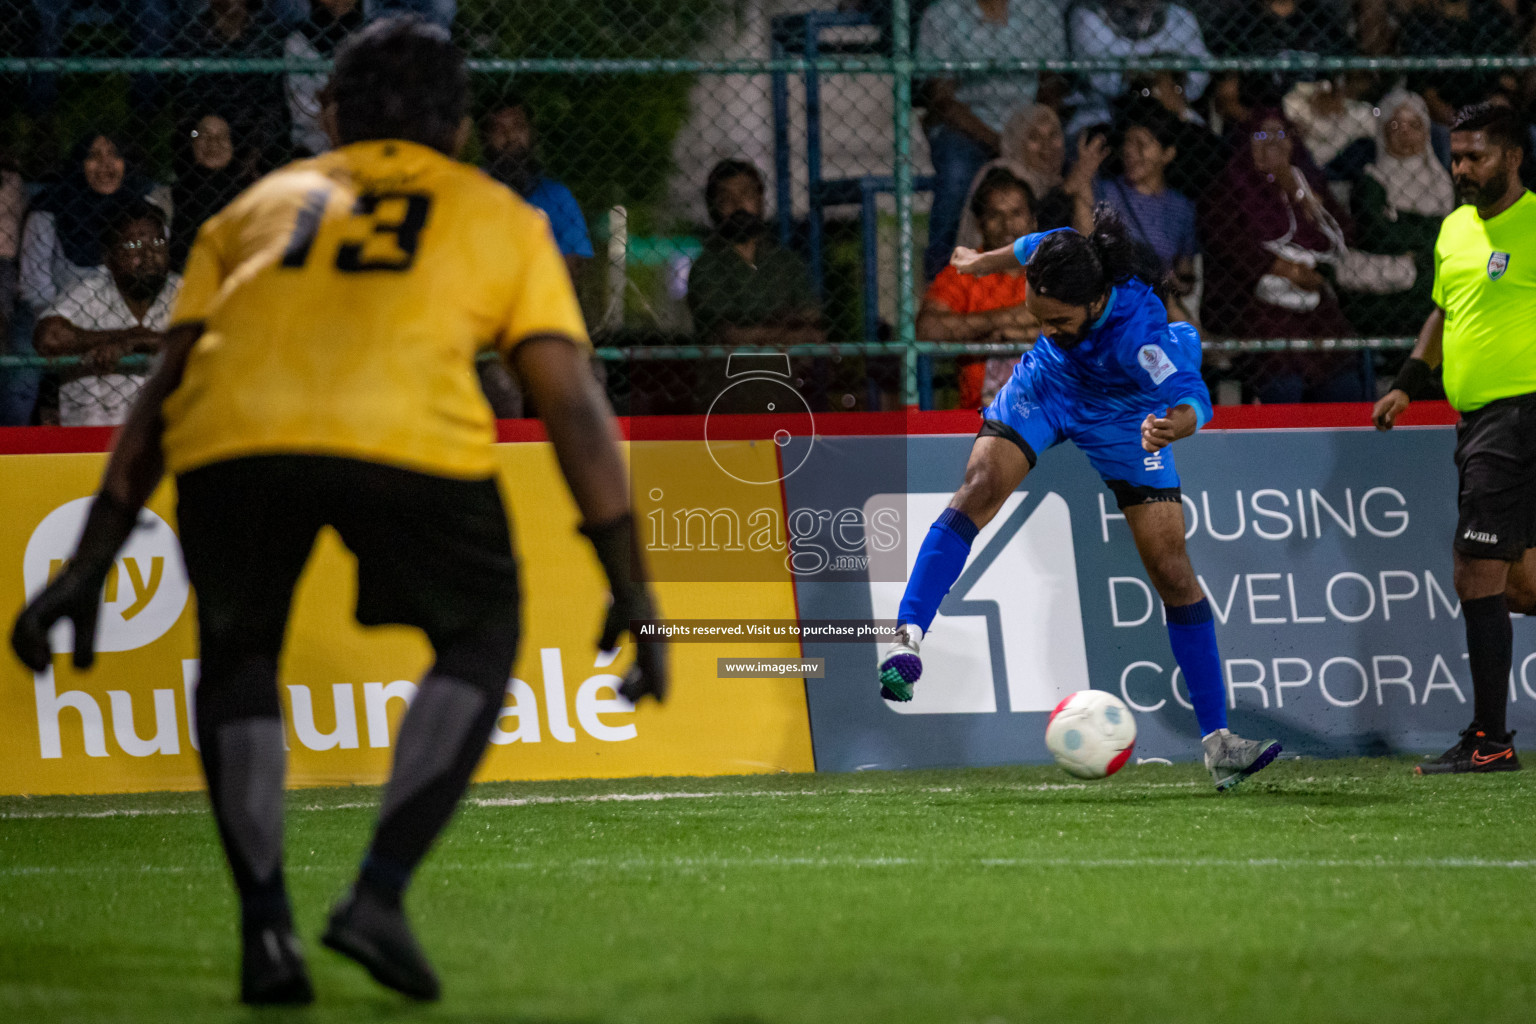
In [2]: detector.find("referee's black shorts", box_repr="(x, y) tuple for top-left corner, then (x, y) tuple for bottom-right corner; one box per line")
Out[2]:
(176, 455), (521, 665)
(1454, 391), (1536, 560)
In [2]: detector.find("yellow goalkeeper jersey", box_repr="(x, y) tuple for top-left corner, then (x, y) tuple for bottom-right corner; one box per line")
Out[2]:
(163, 139), (588, 478)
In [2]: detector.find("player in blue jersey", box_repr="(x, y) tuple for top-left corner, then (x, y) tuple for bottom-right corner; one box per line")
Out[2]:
(879, 209), (1281, 790)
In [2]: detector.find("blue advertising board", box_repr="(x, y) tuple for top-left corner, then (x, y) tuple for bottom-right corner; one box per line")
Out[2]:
(787, 425), (1536, 771)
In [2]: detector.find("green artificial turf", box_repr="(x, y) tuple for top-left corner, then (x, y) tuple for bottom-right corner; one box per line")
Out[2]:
(2, 758), (1534, 1023)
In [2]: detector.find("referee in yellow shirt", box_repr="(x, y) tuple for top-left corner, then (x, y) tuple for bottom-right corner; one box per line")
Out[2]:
(10, 17), (666, 1006)
(1375, 102), (1536, 775)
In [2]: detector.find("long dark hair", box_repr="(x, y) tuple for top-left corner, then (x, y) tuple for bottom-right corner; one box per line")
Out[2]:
(32, 129), (154, 268)
(1024, 204), (1161, 307)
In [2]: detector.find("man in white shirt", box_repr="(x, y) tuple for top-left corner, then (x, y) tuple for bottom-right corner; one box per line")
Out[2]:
(1068, 1), (1212, 134)
(34, 199), (181, 426)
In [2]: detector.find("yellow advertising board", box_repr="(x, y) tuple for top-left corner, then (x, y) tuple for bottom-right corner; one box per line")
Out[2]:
(0, 441), (815, 795)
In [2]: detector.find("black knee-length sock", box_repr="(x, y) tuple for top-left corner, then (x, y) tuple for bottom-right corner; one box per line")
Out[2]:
(1463, 594), (1512, 739)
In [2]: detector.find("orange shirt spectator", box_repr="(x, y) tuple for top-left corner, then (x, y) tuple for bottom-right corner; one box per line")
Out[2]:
(917, 167), (1038, 409)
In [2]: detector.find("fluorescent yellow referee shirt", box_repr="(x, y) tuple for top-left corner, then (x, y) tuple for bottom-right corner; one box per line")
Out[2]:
(1432, 190), (1536, 413)
(163, 139), (588, 479)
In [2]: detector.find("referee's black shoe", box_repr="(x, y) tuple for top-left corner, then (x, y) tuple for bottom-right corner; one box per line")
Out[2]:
(1416, 727), (1522, 775)
(322, 886), (441, 1001)
(240, 925), (314, 1005)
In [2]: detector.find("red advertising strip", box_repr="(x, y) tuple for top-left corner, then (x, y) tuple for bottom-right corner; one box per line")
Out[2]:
(0, 426), (118, 455)
(0, 403), (1458, 456)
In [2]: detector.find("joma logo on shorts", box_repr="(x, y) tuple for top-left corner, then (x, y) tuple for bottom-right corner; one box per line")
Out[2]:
(1463, 529), (1498, 545)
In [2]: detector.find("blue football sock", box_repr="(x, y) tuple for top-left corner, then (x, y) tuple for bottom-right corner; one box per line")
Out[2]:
(897, 508), (978, 633)
(1165, 598), (1228, 736)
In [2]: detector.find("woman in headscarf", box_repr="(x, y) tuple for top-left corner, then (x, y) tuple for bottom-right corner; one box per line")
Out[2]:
(1337, 88), (1454, 337)
(955, 104), (1093, 248)
(171, 110), (256, 272)
(18, 130), (159, 315)
(1200, 107), (1366, 403)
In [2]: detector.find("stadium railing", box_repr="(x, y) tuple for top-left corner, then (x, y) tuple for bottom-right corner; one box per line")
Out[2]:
(2, 0), (1533, 422)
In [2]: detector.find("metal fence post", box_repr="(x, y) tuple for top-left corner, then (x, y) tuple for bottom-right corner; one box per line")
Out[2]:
(891, 0), (916, 409)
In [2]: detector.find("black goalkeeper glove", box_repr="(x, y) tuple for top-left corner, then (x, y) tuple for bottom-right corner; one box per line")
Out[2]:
(579, 513), (668, 706)
(11, 493), (140, 673)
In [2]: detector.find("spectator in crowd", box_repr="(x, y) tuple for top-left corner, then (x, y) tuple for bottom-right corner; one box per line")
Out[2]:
(1207, 0), (1351, 59)
(482, 98), (594, 281)
(26, 0), (179, 109)
(954, 104), (1092, 246)
(285, 0), (366, 156)
(1337, 88), (1454, 335)
(917, 166), (1038, 409)
(1, 147), (32, 425)
(1094, 102), (1201, 320)
(171, 111), (255, 272)
(1060, 123), (1115, 230)
(1125, 67), (1207, 126)
(1284, 75), (1380, 170)
(1202, 71), (1259, 138)
(1396, 0), (1521, 55)
(688, 159), (823, 346)
(1067, 1), (1212, 134)
(1208, 0), (1352, 105)
(1396, 0), (1523, 132)
(917, 0), (1067, 281)
(477, 95), (596, 420)
(32, 199), (180, 426)
(1120, 68), (1230, 197)
(1, 154), (22, 343)
(1201, 108), (1367, 402)
(266, 0), (456, 27)
(19, 131), (162, 315)
(366, 0), (457, 27)
(172, 0), (291, 167)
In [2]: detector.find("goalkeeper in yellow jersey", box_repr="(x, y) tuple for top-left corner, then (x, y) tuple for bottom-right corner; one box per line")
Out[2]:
(11, 16), (666, 1006)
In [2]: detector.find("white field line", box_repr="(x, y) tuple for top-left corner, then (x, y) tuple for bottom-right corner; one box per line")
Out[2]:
(0, 781), (1202, 821)
(6, 855), (1536, 879)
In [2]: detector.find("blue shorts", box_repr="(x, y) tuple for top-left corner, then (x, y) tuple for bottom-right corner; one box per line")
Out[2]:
(980, 364), (1182, 508)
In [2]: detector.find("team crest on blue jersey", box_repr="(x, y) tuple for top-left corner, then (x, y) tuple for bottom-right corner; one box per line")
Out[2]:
(1489, 252), (1511, 280)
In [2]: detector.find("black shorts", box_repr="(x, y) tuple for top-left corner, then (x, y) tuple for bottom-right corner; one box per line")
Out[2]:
(1454, 392), (1536, 560)
(176, 455), (521, 657)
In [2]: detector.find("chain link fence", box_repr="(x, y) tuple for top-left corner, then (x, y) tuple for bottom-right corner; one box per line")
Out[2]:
(3, 0), (1533, 423)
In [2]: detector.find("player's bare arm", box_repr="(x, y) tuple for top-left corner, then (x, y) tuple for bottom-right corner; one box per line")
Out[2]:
(1141, 403), (1200, 452)
(11, 321), (202, 672)
(951, 244), (1022, 278)
(512, 334), (667, 703)
(1374, 306), (1445, 431)
(101, 322), (202, 508)
(513, 335), (629, 524)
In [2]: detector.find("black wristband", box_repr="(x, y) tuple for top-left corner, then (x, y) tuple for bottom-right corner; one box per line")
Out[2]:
(71, 492), (141, 578)
(579, 513), (642, 593)
(1392, 357), (1433, 401)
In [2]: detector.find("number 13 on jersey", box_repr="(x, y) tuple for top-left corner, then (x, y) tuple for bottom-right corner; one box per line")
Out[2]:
(281, 188), (433, 274)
